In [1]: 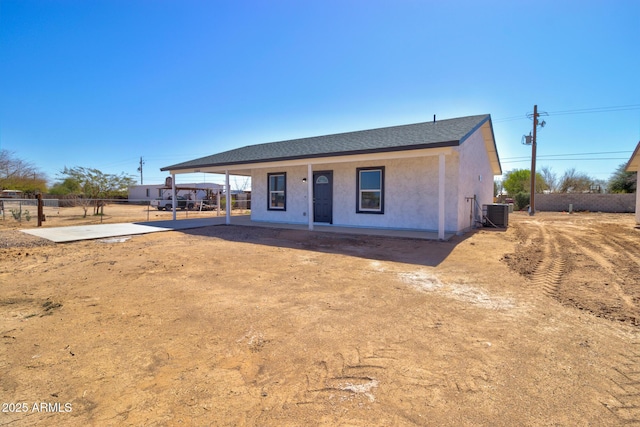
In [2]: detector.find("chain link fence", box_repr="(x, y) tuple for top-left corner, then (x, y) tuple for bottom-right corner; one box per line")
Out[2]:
(0, 194), (251, 229)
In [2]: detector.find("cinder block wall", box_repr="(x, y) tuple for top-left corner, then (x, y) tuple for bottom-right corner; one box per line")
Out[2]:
(535, 193), (636, 212)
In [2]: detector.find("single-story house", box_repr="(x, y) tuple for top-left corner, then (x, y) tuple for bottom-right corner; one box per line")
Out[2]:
(161, 114), (502, 239)
(625, 141), (640, 224)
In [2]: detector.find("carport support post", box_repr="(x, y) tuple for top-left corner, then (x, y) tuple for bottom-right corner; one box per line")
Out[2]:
(171, 173), (177, 221)
(307, 164), (313, 231)
(438, 153), (445, 240)
(225, 170), (231, 225)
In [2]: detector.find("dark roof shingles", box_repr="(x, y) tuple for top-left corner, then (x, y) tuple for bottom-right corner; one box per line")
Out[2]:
(162, 114), (490, 171)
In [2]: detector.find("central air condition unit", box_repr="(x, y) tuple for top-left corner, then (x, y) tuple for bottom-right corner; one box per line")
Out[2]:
(483, 204), (509, 228)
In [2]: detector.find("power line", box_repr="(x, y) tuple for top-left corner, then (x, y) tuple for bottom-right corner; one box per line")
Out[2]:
(493, 115), (529, 123)
(494, 103), (640, 123)
(547, 104), (640, 116)
(501, 150), (633, 160)
(502, 157), (629, 164)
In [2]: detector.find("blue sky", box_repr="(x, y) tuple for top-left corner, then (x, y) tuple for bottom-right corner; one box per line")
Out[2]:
(1, 0), (639, 188)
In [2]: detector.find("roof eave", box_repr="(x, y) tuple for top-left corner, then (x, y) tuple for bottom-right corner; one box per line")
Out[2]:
(161, 141), (461, 173)
(460, 115), (501, 176)
(625, 141), (640, 172)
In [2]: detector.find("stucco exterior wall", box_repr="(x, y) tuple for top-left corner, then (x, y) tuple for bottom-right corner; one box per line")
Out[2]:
(251, 165), (310, 224)
(251, 156), (461, 232)
(455, 130), (496, 231)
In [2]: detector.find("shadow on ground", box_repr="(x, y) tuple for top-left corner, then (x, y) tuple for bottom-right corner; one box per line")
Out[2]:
(180, 224), (482, 267)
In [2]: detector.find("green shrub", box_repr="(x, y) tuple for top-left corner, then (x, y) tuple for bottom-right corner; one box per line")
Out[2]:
(10, 208), (31, 221)
(514, 192), (530, 211)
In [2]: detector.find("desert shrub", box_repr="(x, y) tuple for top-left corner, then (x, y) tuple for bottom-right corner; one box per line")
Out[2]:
(10, 208), (31, 221)
(514, 192), (530, 211)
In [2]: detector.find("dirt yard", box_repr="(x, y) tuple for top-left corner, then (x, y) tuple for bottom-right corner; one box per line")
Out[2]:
(0, 202), (243, 230)
(1, 212), (639, 426)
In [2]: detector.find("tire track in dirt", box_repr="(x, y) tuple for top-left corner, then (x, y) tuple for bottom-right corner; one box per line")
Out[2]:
(527, 221), (566, 299)
(602, 343), (640, 425)
(605, 233), (640, 271)
(558, 231), (638, 316)
(557, 229), (640, 424)
(292, 343), (491, 423)
(507, 218), (640, 323)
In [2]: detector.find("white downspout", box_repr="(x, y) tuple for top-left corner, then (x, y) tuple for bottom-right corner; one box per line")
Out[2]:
(307, 164), (313, 230)
(438, 154), (445, 240)
(171, 173), (177, 221)
(225, 170), (231, 225)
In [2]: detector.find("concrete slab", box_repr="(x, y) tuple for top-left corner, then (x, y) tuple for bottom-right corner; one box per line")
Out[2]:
(21, 217), (227, 243)
(229, 216), (453, 240)
(20, 214), (453, 243)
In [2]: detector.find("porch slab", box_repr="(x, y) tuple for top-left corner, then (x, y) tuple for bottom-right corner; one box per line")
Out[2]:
(21, 214), (453, 243)
(21, 217), (228, 243)
(229, 216), (455, 240)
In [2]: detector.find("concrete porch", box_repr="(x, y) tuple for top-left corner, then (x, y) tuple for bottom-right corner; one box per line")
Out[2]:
(228, 215), (454, 240)
(21, 214), (455, 243)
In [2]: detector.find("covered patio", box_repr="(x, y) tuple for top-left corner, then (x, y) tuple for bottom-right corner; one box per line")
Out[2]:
(21, 215), (453, 243)
(228, 215), (454, 240)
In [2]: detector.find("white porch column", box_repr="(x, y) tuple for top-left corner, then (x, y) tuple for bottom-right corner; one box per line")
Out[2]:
(636, 191), (640, 224)
(171, 173), (177, 221)
(307, 164), (313, 230)
(225, 170), (231, 225)
(438, 154), (445, 240)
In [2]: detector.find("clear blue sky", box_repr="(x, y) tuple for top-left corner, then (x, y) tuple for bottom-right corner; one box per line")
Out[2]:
(1, 0), (639, 188)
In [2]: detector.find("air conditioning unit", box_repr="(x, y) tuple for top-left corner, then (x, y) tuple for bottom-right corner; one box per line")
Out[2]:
(483, 204), (509, 228)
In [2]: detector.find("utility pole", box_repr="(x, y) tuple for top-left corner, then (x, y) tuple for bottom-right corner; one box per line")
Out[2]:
(137, 156), (145, 185)
(526, 105), (547, 216)
(530, 105), (538, 216)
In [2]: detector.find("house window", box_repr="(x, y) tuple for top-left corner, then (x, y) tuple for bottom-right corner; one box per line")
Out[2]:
(158, 189), (163, 197)
(145, 188), (150, 197)
(268, 172), (286, 210)
(356, 167), (384, 213)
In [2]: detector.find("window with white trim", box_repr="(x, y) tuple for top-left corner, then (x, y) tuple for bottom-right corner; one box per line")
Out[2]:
(268, 172), (286, 210)
(356, 167), (384, 213)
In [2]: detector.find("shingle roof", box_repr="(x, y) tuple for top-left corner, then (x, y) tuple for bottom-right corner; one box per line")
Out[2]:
(162, 114), (494, 171)
(626, 141), (640, 172)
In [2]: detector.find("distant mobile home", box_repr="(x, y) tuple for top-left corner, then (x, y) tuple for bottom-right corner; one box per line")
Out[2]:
(161, 114), (502, 238)
(1, 190), (24, 198)
(128, 183), (222, 202)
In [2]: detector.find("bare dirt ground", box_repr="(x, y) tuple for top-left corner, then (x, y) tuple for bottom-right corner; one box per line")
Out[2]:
(0, 203), (242, 230)
(1, 211), (639, 426)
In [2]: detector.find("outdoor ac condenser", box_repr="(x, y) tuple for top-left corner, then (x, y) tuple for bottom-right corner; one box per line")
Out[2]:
(484, 204), (509, 228)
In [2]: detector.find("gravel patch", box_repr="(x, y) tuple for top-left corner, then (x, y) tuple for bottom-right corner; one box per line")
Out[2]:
(0, 230), (55, 248)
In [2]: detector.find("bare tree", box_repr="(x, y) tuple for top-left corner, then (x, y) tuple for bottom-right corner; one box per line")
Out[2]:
(539, 166), (558, 193)
(58, 167), (136, 215)
(0, 149), (47, 193)
(233, 177), (251, 192)
(558, 168), (594, 193)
